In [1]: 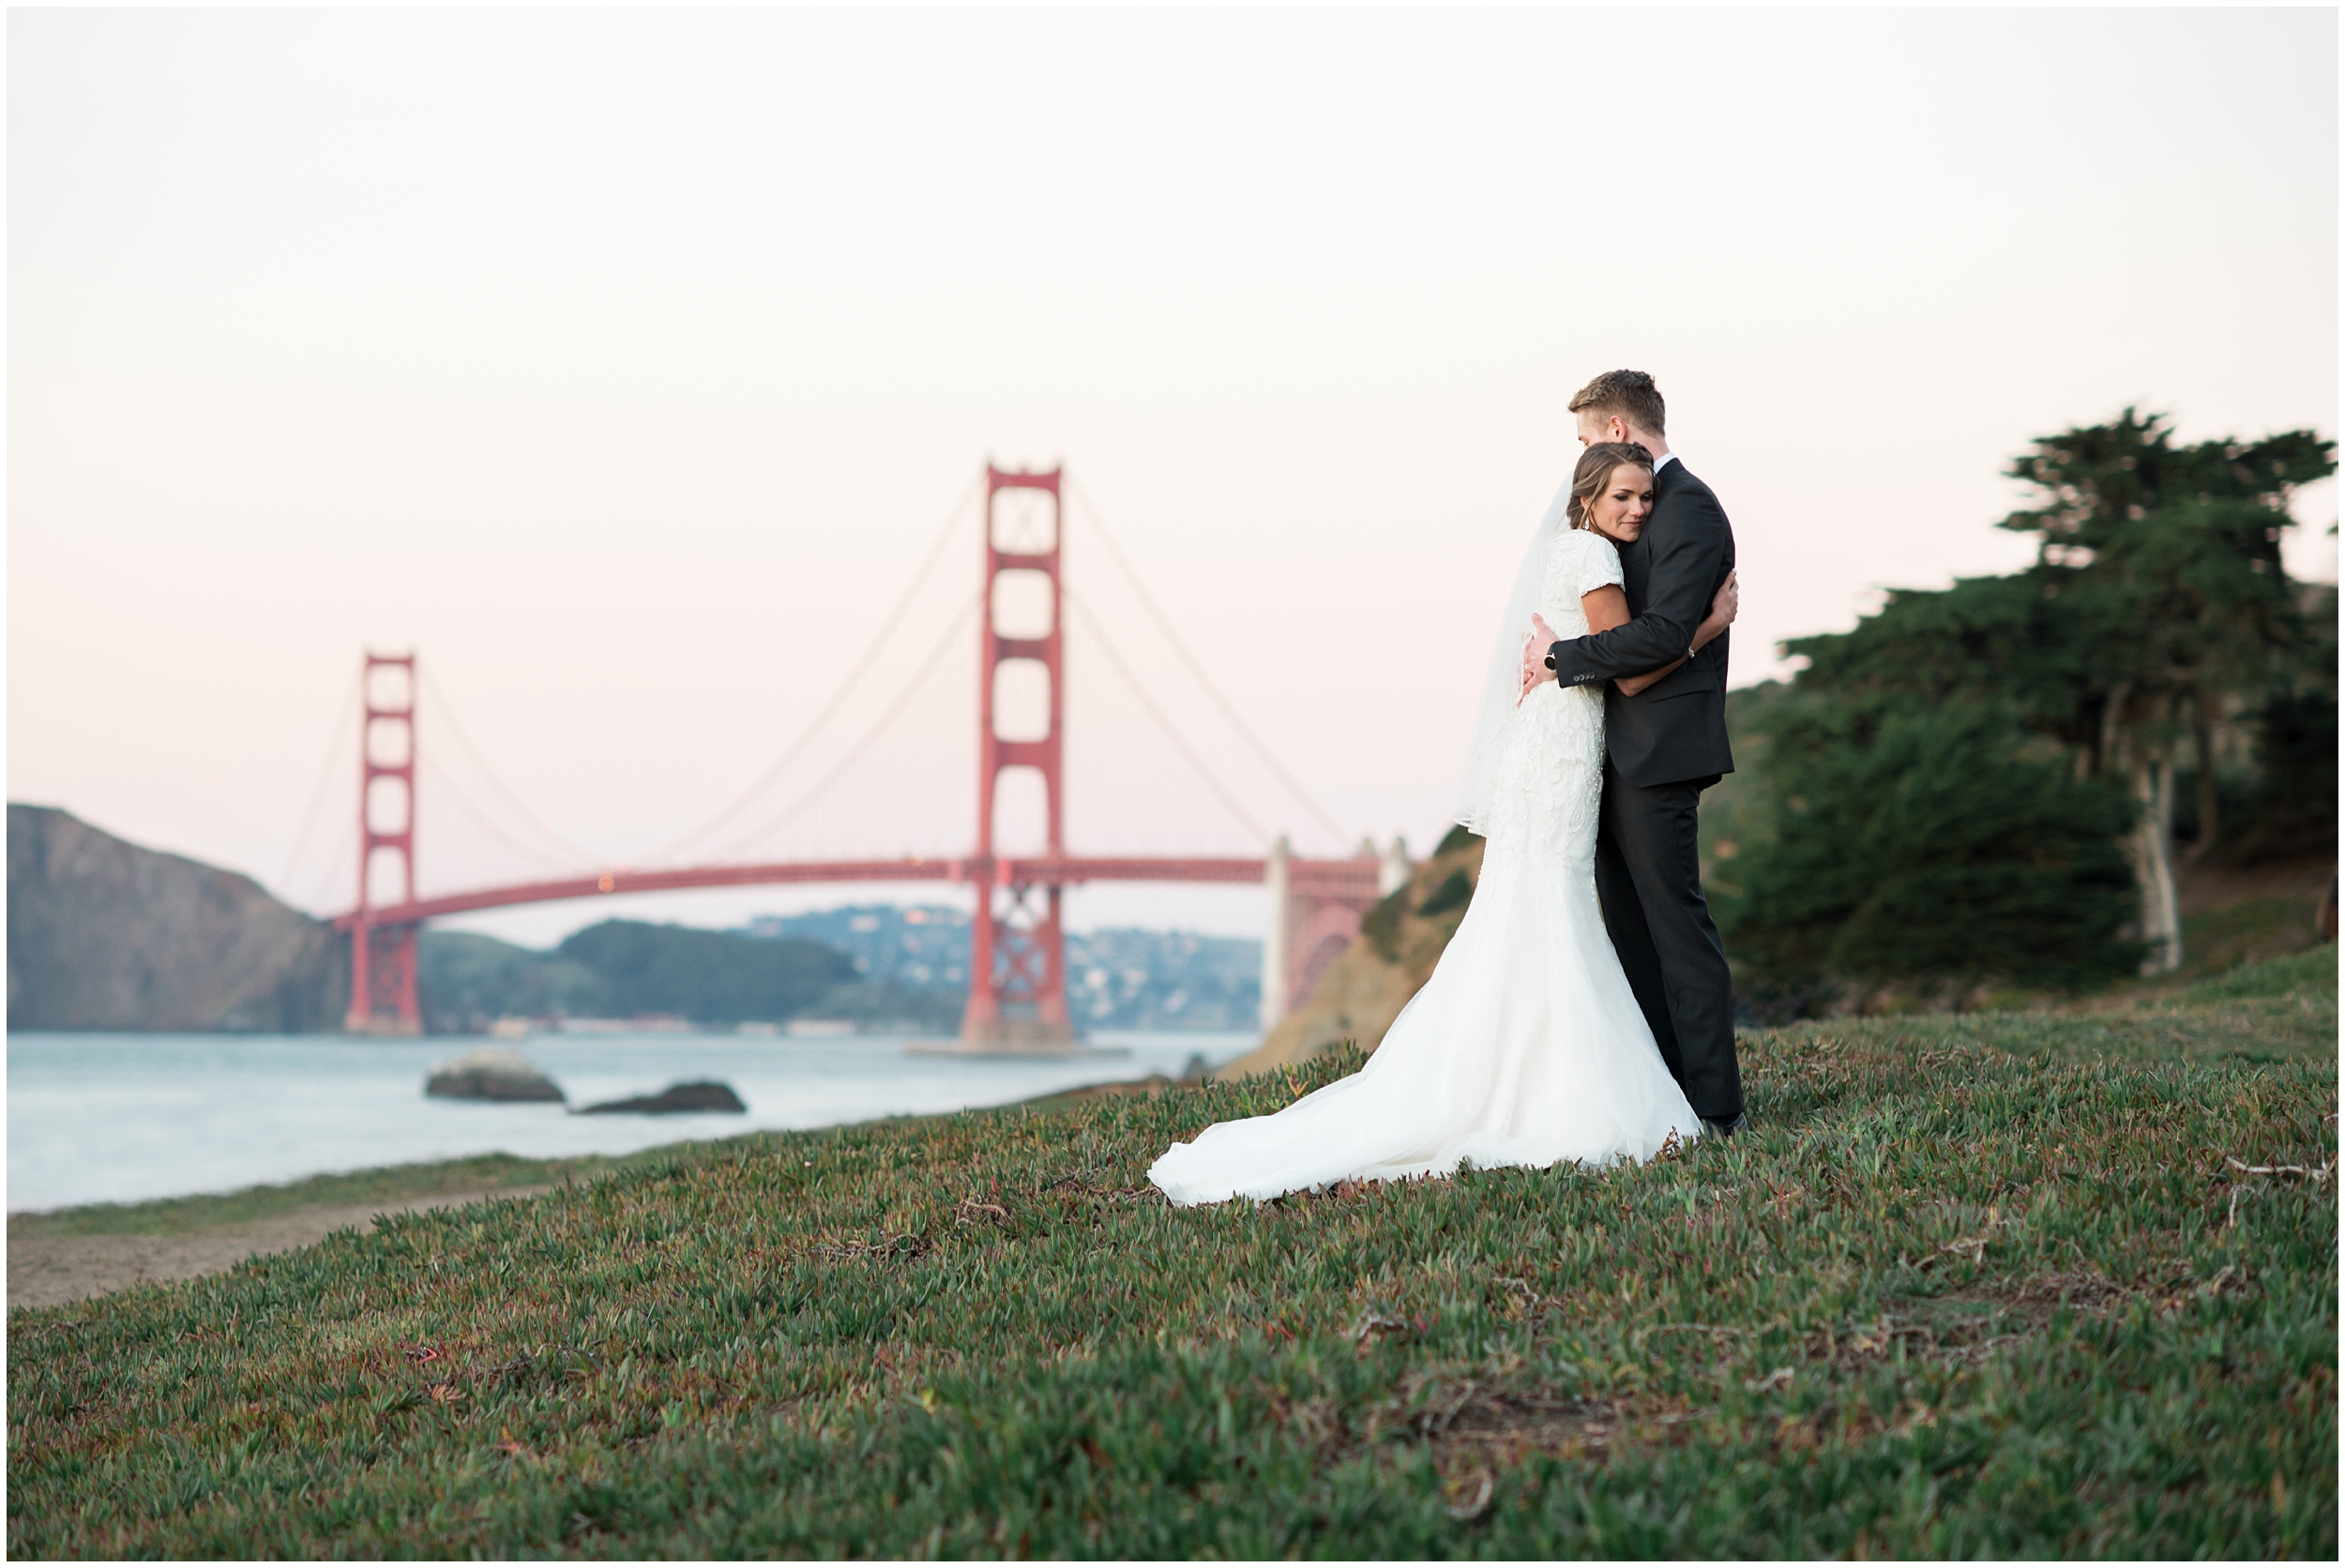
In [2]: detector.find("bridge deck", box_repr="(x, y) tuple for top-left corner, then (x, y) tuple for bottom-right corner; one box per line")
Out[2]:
(338, 854), (1384, 928)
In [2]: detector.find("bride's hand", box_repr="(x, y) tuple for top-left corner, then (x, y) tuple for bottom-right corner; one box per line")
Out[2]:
(1708, 570), (1739, 629)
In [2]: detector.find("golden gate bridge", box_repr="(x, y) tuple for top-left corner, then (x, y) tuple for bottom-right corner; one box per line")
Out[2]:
(325, 465), (1410, 1045)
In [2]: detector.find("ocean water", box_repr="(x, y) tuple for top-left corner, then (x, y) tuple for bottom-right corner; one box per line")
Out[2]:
(6, 1031), (1257, 1214)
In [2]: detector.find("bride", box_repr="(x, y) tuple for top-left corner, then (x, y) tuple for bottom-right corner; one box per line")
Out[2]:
(1149, 443), (1738, 1206)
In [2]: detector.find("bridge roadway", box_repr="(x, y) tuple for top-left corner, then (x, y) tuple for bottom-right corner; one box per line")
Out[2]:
(333, 853), (1384, 930)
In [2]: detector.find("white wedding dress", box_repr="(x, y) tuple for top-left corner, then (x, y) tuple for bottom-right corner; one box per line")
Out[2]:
(1149, 527), (1701, 1206)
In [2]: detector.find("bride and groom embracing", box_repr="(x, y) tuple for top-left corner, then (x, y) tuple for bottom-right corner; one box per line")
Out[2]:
(1151, 369), (1747, 1207)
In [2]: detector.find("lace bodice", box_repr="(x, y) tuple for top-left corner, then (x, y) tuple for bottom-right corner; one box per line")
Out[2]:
(1476, 528), (1621, 860)
(1536, 527), (1626, 636)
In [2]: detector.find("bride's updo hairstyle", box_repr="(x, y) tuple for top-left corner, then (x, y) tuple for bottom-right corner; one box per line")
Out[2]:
(1566, 441), (1655, 531)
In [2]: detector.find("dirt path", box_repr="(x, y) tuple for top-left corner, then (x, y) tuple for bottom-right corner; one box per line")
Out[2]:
(8, 1187), (549, 1311)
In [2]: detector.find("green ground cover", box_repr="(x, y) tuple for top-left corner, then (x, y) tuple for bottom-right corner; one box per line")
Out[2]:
(8, 1153), (623, 1241)
(9, 950), (2336, 1557)
(2176, 893), (2335, 982)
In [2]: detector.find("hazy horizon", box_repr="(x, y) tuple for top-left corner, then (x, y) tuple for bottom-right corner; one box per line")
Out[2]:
(10, 8), (2336, 943)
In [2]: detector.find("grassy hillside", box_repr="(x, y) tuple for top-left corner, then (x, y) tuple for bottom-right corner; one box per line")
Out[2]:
(8, 950), (2335, 1557)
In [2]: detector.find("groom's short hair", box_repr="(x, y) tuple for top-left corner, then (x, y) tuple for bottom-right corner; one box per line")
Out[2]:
(1568, 370), (1667, 438)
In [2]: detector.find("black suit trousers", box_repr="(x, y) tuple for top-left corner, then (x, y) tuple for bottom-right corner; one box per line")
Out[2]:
(1592, 759), (1743, 1123)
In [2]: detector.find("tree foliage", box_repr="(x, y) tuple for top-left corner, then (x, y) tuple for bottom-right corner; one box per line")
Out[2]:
(416, 930), (613, 1032)
(1790, 409), (2331, 776)
(2232, 584), (2339, 862)
(1721, 696), (2139, 992)
(1731, 410), (2333, 996)
(555, 919), (855, 1024)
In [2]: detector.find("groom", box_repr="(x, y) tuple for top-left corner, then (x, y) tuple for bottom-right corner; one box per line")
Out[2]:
(1542, 369), (1746, 1137)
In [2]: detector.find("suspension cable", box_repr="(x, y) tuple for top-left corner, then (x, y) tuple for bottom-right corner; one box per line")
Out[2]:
(418, 666), (606, 867)
(1065, 475), (1351, 850)
(305, 837), (356, 916)
(709, 592), (983, 863)
(276, 667), (362, 906)
(649, 468), (986, 864)
(416, 753), (576, 877)
(1063, 584), (1272, 847)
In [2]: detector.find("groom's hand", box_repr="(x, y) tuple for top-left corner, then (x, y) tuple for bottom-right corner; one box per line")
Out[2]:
(1530, 612), (1562, 679)
(1520, 613), (1566, 701)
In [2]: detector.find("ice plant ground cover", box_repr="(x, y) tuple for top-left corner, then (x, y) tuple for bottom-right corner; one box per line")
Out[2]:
(8, 948), (2335, 1557)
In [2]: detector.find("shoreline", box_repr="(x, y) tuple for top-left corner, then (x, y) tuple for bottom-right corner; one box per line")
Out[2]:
(6, 1069), (1197, 1311)
(7, 1029), (1246, 1219)
(12, 944), (2328, 1310)
(7, 1186), (552, 1312)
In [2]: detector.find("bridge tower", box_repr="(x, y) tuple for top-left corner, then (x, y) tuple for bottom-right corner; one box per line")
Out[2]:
(1258, 837), (1414, 1031)
(344, 652), (424, 1035)
(962, 464), (1074, 1048)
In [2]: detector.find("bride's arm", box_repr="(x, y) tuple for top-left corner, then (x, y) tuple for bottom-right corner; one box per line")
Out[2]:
(1583, 570), (1737, 697)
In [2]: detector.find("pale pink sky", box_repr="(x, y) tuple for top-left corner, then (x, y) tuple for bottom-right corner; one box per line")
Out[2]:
(9, 8), (2336, 944)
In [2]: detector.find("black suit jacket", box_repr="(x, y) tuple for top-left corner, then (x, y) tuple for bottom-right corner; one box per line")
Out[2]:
(1546, 457), (1735, 787)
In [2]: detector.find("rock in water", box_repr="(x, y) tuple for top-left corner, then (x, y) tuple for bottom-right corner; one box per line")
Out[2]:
(425, 1047), (565, 1103)
(579, 1080), (747, 1116)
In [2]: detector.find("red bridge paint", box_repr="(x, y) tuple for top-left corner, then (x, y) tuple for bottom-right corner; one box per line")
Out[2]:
(344, 654), (421, 1034)
(966, 465), (1072, 1047)
(337, 465), (1395, 1037)
(336, 855), (1383, 930)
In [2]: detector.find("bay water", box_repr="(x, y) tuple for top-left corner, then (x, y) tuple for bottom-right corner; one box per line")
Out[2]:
(7, 1031), (1256, 1214)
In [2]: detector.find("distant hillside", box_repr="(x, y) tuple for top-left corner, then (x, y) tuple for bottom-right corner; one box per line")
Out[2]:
(5, 807), (873, 1035)
(413, 930), (609, 1033)
(1066, 927), (1260, 1031)
(416, 920), (921, 1033)
(552, 920), (855, 1025)
(6, 805), (1251, 1037)
(741, 905), (972, 989)
(7, 804), (347, 1032)
(739, 904), (1263, 1030)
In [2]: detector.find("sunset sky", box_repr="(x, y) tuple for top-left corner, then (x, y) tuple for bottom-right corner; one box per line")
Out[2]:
(10, 8), (2336, 945)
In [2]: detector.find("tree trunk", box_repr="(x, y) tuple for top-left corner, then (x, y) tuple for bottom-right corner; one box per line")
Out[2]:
(2095, 682), (2132, 780)
(2189, 693), (2220, 862)
(2128, 756), (2184, 974)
